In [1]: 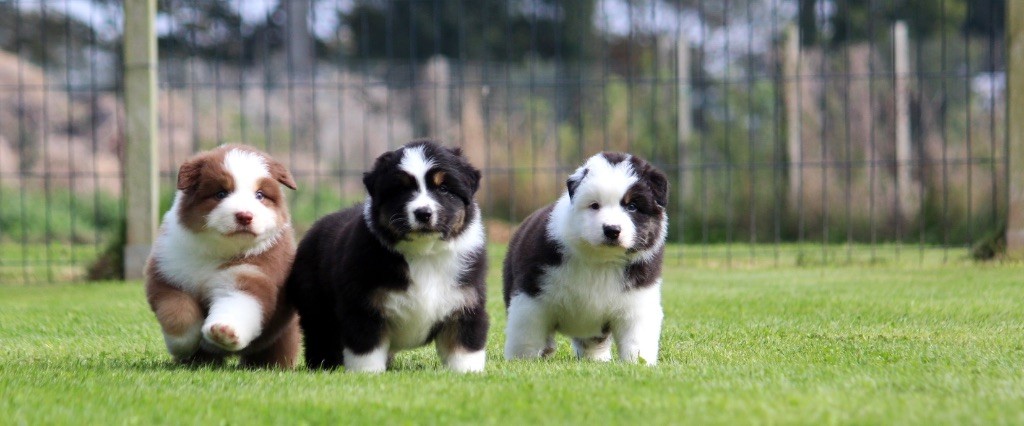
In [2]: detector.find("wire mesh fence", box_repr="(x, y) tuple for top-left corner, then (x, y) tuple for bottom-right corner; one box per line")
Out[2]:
(0, 0), (1009, 282)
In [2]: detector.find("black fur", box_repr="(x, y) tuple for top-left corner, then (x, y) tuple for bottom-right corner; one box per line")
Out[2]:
(502, 205), (563, 307)
(504, 153), (668, 305)
(286, 140), (488, 370)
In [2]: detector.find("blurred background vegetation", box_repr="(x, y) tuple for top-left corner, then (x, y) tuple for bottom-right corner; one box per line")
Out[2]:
(0, 0), (1008, 281)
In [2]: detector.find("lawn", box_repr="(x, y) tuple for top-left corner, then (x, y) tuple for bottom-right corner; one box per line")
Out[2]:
(1, 245), (1023, 424)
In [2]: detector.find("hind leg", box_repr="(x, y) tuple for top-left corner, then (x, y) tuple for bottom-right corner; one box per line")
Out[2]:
(572, 335), (613, 362)
(240, 319), (300, 369)
(299, 314), (344, 370)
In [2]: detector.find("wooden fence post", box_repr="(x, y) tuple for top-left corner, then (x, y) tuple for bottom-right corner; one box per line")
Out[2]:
(123, 0), (158, 281)
(677, 31), (692, 205)
(782, 25), (801, 208)
(1007, 2), (1024, 257)
(893, 21), (918, 224)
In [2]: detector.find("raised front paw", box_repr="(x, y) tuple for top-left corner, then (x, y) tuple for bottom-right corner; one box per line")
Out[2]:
(203, 323), (244, 352)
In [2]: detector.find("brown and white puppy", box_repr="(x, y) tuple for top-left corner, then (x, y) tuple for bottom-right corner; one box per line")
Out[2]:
(145, 144), (299, 368)
(503, 152), (668, 365)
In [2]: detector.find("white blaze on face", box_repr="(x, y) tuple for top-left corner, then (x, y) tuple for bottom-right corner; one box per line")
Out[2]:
(562, 154), (639, 249)
(398, 145), (440, 229)
(206, 149), (277, 238)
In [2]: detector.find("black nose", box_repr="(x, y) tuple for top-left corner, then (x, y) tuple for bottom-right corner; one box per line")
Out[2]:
(413, 207), (433, 224)
(603, 224), (621, 239)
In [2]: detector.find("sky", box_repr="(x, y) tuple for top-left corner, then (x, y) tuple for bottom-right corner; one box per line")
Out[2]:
(18, 0), (799, 75)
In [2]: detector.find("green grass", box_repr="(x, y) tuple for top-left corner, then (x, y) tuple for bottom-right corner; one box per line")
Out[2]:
(2, 245), (1023, 424)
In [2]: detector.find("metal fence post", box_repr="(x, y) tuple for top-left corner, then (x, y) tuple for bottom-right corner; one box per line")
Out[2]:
(1008, 1), (1024, 258)
(123, 0), (158, 280)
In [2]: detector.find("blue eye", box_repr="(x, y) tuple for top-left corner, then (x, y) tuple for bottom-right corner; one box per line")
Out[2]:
(255, 190), (265, 201)
(215, 190), (228, 200)
(626, 202), (638, 212)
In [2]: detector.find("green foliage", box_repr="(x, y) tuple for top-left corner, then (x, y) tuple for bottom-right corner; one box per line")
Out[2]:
(344, 0), (596, 61)
(0, 186), (121, 244)
(799, 0), (974, 46)
(2, 247), (1024, 423)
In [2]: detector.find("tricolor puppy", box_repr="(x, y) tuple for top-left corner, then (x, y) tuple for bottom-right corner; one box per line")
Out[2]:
(145, 144), (300, 368)
(503, 152), (668, 365)
(286, 140), (488, 373)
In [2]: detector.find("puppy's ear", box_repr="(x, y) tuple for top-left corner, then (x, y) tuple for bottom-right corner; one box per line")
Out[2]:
(565, 168), (588, 200)
(267, 158), (297, 190)
(643, 164), (669, 208)
(362, 170), (377, 195)
(465, 166), (482, 195)
(446, 145), (481, 195)
(363, 151), (397, 195)
(176, 157), (204, 190)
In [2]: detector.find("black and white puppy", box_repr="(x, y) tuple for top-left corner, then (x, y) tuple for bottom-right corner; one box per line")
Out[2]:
(503, 152), (668, 365)
(286, 140), (488, 373)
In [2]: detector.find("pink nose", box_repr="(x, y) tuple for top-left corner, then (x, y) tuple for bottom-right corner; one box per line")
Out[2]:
(235, 211), (254, 226)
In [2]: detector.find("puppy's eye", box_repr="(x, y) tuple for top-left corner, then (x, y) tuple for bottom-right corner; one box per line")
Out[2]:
(589, 202), (600, 211)
(625, 202), (638, 212)
(438, 184), (449, 194)
(255, 190), (265, 201)
(215, 190), (229, 200)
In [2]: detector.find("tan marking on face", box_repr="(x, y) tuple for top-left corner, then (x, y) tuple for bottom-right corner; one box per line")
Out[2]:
(449, 207), (466, 234)
(432, 171), (446, 187)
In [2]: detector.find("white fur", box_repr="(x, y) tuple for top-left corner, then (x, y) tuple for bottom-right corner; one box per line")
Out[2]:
(505, 265), (663, 365)
(399, 145), (441, 228)
(204, 149), (281, 243)
(611, 279), (663, 365)
(383, 211), (485, 350)
(359, 147), (488, 372)
(442, 349), (486, 373)
(504, 293), (555, 359)
(202, 288), (265, 351)
(150, 147), (291, 354)
(552, 155), (641, 257)
(344, 340), (390, 373)
(572, 337), (613, 362)
(506, 153), (665, 365)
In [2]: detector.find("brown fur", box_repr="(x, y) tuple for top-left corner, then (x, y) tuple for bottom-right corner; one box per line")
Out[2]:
(432, 170), (446, 186)
(146, 145), (299, 369)
(145, 259), (205, 336)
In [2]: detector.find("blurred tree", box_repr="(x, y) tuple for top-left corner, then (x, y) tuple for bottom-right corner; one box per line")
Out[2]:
(343, 0), (596, 61)
(157, 0), (248, 60)
(0, 3), (102, 67)
(963, 0), (1004, 36)
(798, 0), (970, 46)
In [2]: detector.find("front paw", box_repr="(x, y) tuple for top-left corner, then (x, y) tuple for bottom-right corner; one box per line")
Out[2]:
(203, 323), (244, 351)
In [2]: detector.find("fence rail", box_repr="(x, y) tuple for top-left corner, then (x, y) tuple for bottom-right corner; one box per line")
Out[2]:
(0, 0), (1010, 283)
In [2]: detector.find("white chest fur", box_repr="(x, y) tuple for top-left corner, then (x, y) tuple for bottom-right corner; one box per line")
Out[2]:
(152, 206), (262, 300)
(380, 251), (471, 350)
(377, 212), (485, 351)
(538, 260), (660, 338)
